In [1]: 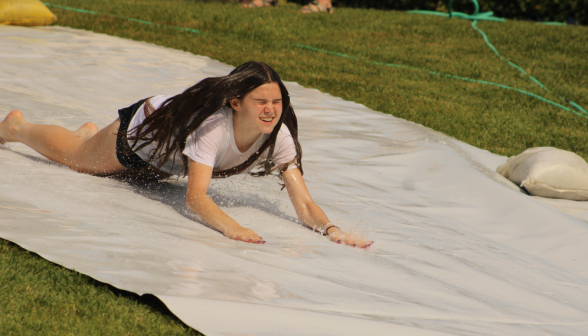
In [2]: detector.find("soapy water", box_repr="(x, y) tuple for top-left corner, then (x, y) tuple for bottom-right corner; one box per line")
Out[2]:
(1, 25), (588, 336)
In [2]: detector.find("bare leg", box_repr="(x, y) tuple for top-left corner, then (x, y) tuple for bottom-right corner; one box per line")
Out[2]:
(74, 122), (100, 142)
(0, 110), (126, 175)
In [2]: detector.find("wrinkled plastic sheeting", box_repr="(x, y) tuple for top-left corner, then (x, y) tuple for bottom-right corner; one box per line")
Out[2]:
(1, 25), (587, 336)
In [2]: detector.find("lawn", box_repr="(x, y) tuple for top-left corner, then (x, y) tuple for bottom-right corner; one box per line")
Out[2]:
(44, 0), (588, 158)
(1, 0), (587, 334)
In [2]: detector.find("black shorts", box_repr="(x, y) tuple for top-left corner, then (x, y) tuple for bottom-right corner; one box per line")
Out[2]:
(116, 99), (150, 169)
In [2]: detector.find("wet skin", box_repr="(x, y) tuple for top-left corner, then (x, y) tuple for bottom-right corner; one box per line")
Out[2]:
(0, 85), (373, 248)
(186, 83), (373, 248)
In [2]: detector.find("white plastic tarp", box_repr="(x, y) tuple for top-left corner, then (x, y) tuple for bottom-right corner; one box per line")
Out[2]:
(0, 25), (587, 336)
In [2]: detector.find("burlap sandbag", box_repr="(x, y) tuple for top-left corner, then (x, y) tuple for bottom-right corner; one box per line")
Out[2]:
(497, 147), (588, 201)
(0, 0), (57, 26)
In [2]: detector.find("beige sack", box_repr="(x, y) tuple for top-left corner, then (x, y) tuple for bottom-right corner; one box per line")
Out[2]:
(0, 0), (57, 26)
(497, 147), (588, 201)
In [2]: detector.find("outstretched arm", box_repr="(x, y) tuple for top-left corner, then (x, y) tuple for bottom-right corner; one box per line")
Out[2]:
(186, 159), (264, 244)
(282, 168), (373, 248)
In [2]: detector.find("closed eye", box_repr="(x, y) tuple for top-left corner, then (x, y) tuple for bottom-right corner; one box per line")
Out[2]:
(253, 99), (282, 104)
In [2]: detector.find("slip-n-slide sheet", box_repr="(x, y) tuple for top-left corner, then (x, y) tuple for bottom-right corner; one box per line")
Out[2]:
(1, 25), (587, 336)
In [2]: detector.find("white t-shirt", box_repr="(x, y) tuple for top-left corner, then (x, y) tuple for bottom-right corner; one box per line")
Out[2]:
(127, 95), (297, 176)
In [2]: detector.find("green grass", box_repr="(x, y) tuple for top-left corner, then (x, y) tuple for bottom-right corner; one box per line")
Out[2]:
(44, 0), (588, 158)
(0, 239), (201, 335)
(2, 0), (588, 334)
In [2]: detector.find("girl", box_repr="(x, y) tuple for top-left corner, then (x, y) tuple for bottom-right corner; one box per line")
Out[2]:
(0, 62), (371, 248)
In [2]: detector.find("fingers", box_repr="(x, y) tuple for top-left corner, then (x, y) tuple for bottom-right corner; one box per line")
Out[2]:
(234, 235), (265, 244)
(329, 230), (373, 249)
(225, 228), (265, 244)
(343, 237), (373, 249)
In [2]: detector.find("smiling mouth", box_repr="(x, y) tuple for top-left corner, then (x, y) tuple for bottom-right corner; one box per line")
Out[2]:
(260, 117), (274, 123)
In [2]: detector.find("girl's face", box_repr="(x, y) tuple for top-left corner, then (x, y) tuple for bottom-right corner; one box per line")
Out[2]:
(230, 82), (283, 135)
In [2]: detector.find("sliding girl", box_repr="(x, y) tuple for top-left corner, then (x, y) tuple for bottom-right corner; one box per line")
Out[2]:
(0, 62), (371, 248)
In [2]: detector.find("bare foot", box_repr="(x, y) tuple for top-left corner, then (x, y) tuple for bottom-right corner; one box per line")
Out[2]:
(300, 0), (333, 13)
(0, 110), (26, 144)
(73, 122), (99, 142)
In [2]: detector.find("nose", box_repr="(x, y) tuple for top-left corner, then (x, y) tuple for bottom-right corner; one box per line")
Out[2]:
(264, 102), (275, 113)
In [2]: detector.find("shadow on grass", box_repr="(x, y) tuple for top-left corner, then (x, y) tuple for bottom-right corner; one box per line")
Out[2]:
(0, 237), (204, 336)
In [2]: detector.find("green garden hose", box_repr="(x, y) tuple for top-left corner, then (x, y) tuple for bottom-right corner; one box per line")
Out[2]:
(42, 2), (586, 118)
(408, 0), (504, 22)
(409, 0), (586, 116)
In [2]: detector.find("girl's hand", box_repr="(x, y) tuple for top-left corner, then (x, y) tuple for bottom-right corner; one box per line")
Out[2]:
(327, 228), (373, 249)
(224, 226), (266, 244)
(282, 169), (373, 249)
(186, 161), (265, 245)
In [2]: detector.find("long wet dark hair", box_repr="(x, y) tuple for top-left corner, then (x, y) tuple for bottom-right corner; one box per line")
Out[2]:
(126, 61), (302, 178)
